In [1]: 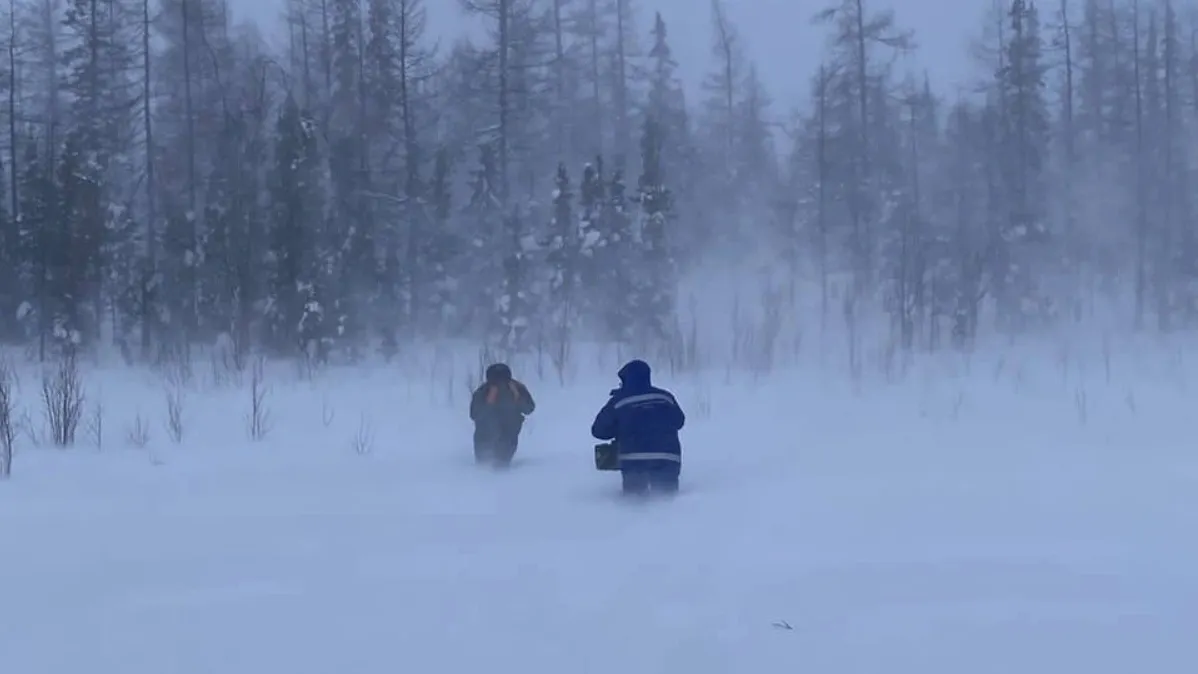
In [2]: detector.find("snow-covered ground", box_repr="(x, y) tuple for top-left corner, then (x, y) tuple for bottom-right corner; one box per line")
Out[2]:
(1, 336), (1196, 673)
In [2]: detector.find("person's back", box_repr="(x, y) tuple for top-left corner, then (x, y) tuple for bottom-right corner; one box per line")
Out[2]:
(590, 359), (685, 495)
(470, 363), (535, 467)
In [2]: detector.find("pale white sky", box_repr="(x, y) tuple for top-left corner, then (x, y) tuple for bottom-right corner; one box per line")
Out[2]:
(230, 0), (991, 112)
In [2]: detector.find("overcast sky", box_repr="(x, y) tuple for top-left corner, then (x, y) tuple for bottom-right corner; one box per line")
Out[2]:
(229, 0), (993, 113)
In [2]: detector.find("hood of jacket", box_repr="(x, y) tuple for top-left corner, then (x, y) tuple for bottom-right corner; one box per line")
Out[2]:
(485, 363), (512, 383)
(617, 359), (652, 390)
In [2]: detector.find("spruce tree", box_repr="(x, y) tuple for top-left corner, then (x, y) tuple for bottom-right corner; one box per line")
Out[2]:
(17, 140), (57, 355)
(268, 95), (325, 357)
(55, 131), (105, 349)
(994, 0), (1051, 330)
(425, 147), (459, 331)
(496, 207), (534, 352)
(599, 163), (635, 342)
(633, 116), (676, 345)
(576, 158), (606, 329)
(463, 143), (505, 338)
(545, 163), (579, 343)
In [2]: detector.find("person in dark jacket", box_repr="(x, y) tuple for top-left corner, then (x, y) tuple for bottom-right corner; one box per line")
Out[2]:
(470, 363), (535, 467)
(591, 359), (685, 495)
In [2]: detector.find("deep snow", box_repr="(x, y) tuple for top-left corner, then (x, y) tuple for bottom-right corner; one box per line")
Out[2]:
(1, 338), (1196, 673)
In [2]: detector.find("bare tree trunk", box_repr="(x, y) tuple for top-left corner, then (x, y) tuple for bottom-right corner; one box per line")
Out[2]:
(286, 0), (315, 107)
(902, 92), (923, 351)
(398, 0), (415, 168)
(300, 9), (312, 107)
(88, 0), (98, 122)
(1058, 0), (1080, 319)
(711, 0), (734, 161)
(613, 0), (628, 163)
(1060, 0), (1075, 164)
(1132, 0), (1147, 329)
(37, 0), (62, 362)
(587, 0), (602, 156)
(399, 0), (419, 326)
(816, 64), (830, 336)
(852, 0), (871, 292)
(1162, 0), (1177, 328)
(7, 0), (17, 222)
(552, 0), (566, 156)
(497, 0), (509, 199)
(1191, 27), (1198, 120)
(321, 0), (331, 93)
(180, 0), (198, 344)
(141, 0), (156, 358)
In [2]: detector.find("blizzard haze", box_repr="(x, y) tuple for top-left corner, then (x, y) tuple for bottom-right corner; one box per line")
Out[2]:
(231, 0), (988, 106)
(2, 0), (1198, 672)
(2, 336), (1197, 673)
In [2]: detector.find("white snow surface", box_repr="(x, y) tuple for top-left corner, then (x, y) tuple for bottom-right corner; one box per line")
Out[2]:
(1, 340), (1196, 674)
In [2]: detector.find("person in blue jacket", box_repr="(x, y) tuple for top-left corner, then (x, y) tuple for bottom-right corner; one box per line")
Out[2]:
(590, 359), (686, 495)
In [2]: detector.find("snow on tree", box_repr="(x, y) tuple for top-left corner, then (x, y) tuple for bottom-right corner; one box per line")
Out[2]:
(543, 162), (581, 347)
(268, 95), (328, 358)
(631, 116), (677, 347)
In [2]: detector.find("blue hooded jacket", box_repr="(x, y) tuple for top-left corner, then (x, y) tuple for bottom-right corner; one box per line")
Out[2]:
(590, 360), (685, 470)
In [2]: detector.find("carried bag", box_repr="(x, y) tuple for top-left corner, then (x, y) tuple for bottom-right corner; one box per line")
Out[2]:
(594, 442), (619, 471)
(485, 381), (523, 404)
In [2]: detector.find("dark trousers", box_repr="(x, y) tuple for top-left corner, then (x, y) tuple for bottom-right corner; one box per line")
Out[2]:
(621, 465), (680, 495)
(474, 435), (518, 467)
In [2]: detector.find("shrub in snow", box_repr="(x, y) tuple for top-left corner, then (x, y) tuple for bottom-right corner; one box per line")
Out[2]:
(247, 357), (271, 441)
(0, 359), (16, 477)
(42, 352), (85, 448)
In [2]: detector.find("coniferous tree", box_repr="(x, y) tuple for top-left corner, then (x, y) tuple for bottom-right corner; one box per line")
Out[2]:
(632, 116), (675, 345)
(464, 142), (505, 336)
(268, 95), (325, 357)
(993, 0), (1051, 330)
(0, 0), (1194, 367)
(495, 207), (535, 352)
(598, 162), (634, 341)
(575, 157), (606, 326)
(545, 162), (580, 345)
(425, 146), (460, 331)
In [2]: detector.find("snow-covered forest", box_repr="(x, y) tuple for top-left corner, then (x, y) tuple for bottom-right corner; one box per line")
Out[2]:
(0, 0), (1194, 366)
